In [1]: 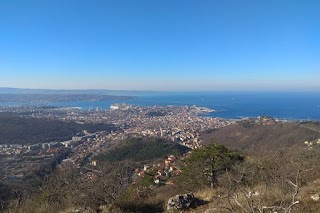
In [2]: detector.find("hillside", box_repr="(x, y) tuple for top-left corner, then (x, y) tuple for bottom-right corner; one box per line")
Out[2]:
(3, 123), (320, 213)
(201, 121), (320, 151)
(0, 115), (118, 145)
(95, 137), (190, 162)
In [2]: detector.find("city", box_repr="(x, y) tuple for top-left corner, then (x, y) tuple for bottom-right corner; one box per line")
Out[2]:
(0, 104), (235, 183)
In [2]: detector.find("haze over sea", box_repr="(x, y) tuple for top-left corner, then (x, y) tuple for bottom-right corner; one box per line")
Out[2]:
(3, 91), (318, 121)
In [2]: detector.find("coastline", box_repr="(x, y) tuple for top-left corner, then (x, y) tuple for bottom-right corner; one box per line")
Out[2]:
(0, 92), (319, 121)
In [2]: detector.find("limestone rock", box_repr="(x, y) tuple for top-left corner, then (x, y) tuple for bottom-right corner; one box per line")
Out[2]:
(311, 193), (320, 201)
(167, 193), (195, 210)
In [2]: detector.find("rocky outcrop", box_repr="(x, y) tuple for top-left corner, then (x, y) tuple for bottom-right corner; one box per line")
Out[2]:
(167, 193), (196, 210)
(311, 193), (320, 201)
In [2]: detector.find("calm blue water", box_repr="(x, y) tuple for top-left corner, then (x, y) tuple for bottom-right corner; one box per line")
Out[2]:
(1, 92), (320, 121)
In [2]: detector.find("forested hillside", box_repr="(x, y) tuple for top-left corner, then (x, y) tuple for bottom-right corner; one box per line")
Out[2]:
(96, 137), (190, 162)
(0, 115), (118, 144)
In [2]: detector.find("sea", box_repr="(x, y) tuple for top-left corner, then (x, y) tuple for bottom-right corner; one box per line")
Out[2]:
(1, 91), (320, 121)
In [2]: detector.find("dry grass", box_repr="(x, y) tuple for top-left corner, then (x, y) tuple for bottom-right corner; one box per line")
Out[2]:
(194, 188), (220, 202)
(201, 122), (320, 151)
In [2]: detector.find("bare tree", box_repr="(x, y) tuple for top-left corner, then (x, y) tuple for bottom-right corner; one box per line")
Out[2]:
(78, 161), (132, 208)
(220, 149), (311, 213)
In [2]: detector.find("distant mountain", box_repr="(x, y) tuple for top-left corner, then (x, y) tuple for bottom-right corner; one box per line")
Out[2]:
(0, 87), (115, 95)
(0, 87), (168, 96)
(0, 93), (133, 103)
(0, 88), (143, 103)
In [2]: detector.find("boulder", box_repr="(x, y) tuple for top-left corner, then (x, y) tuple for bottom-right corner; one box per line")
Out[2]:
(311, 193), (320, 201)
(167, 193), (195, 210)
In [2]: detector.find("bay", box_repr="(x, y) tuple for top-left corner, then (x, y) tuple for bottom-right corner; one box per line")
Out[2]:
(1, 91), (320, 121)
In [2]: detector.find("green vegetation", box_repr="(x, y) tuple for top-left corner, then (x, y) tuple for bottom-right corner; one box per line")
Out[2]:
(95, 137), (190, 162)
(179, 143), (244, 190)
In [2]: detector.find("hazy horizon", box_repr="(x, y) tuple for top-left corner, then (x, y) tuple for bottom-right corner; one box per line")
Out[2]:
(1, 0), (319, 91)
(1, 86), (320, 94)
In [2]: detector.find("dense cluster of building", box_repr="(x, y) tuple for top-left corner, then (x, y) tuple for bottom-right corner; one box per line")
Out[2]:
(25, 104), (235, 149)
(0, 104), (236, 182)
(132, 154), (182, 186)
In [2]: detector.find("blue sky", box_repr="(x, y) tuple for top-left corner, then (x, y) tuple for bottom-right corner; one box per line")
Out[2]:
(0, 0), (319, 91)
